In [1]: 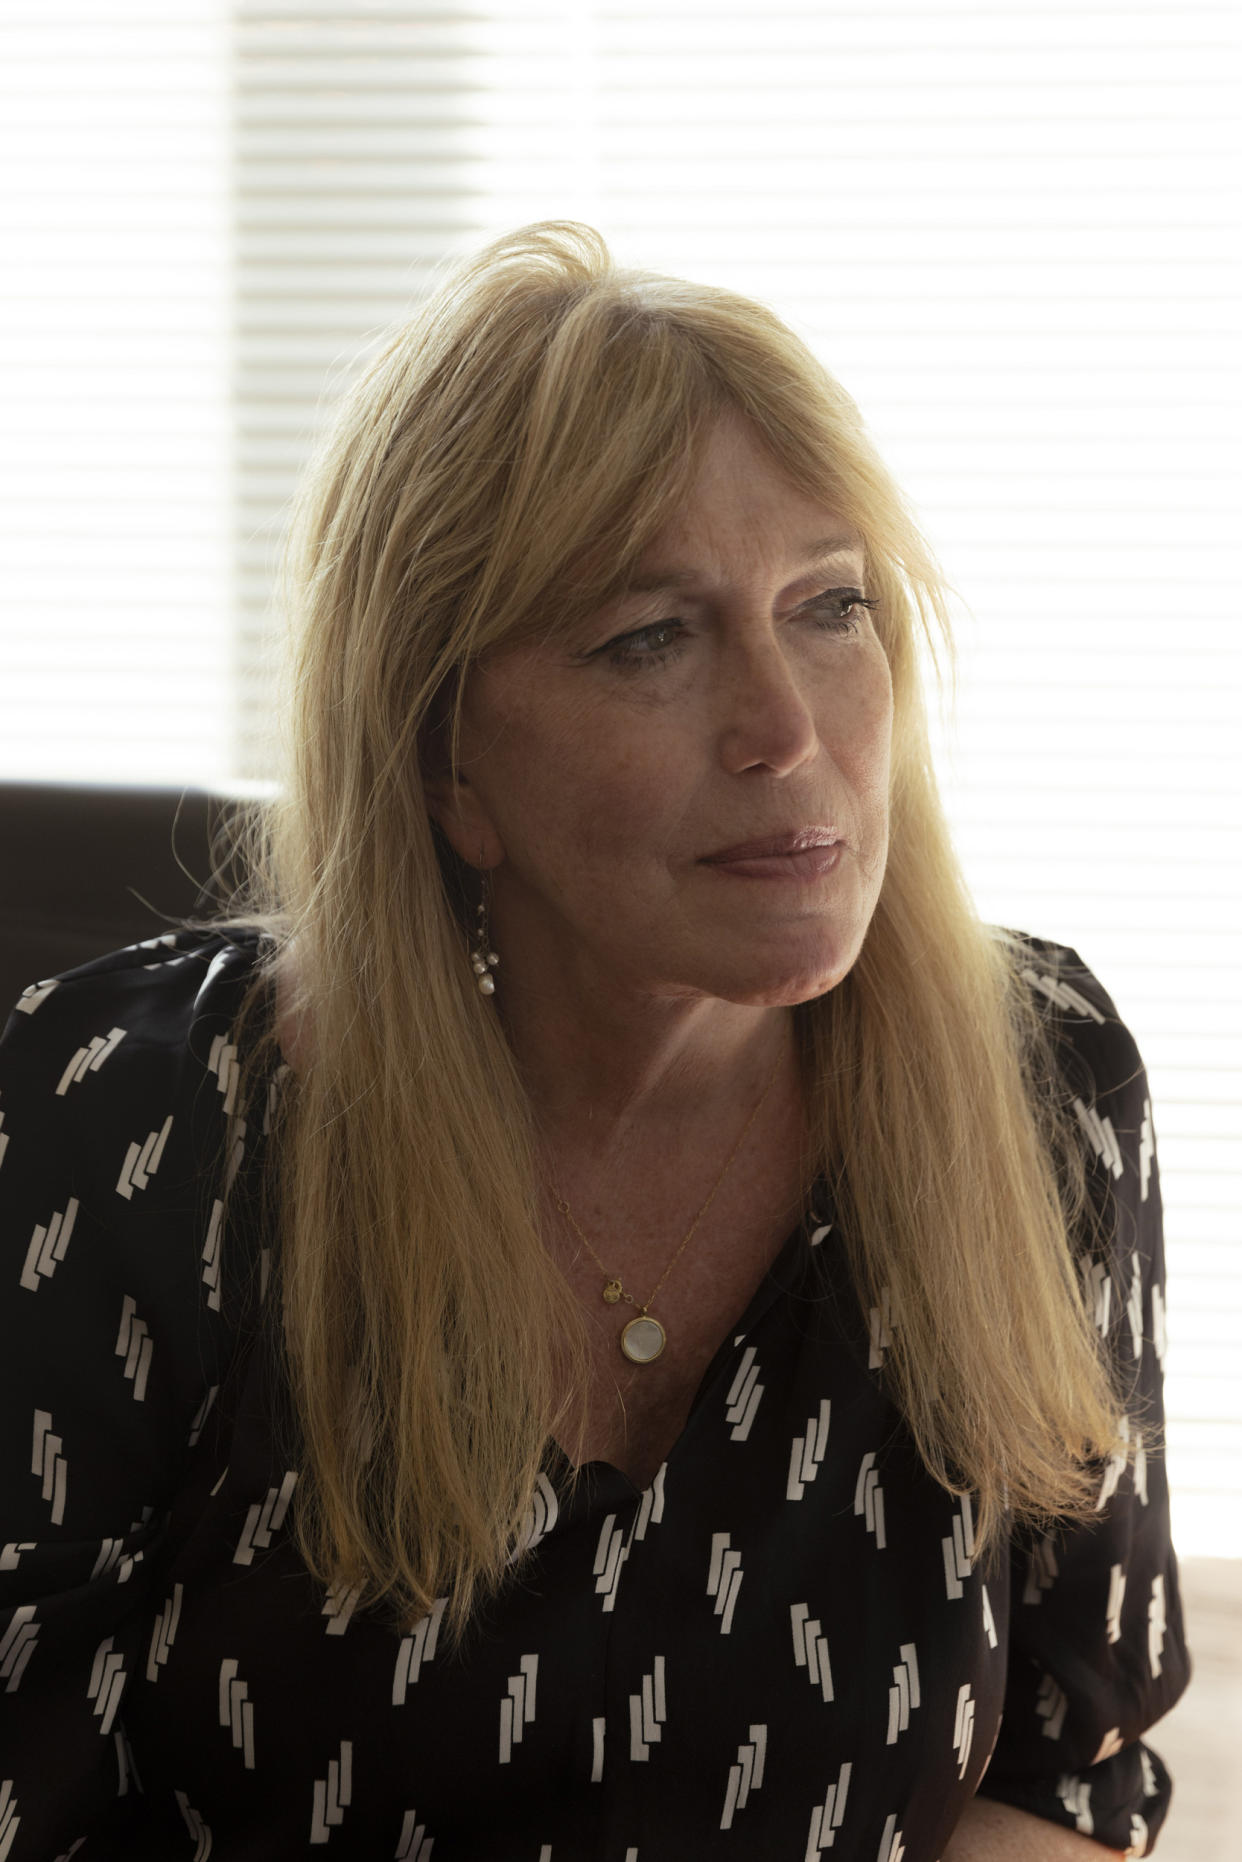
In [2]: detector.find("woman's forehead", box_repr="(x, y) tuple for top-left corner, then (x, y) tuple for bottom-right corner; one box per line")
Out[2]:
(633, 421), (865, 561)
(622, 531), (866, 598)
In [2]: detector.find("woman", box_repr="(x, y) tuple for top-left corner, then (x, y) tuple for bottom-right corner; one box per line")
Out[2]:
(0, 224), (1188, 1858)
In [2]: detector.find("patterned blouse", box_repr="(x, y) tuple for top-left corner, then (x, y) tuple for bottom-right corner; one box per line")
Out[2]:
(0, 930), (1189, 1860)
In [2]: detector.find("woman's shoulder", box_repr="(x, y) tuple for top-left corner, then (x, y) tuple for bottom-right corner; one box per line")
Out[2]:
(4, 922), (271, 1034)
(997, 927), (1149, 1104)
(0, 926), (278, 1273)
(1, 924), (273, 1097)
(999, 929), (1158, 1250)
(0, 930), (278, 1694)
(999, 925), (1119, 1020)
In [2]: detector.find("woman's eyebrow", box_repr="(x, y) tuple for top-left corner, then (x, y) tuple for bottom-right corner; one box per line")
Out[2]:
(623, 536), (864, 597)
(623, 566), (699, 593)
(802, 534), (864, 563)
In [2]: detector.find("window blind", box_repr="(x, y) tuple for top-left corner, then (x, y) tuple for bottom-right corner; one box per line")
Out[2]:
(0, 2), (233, 782)
(1, 0), (1239, 1553)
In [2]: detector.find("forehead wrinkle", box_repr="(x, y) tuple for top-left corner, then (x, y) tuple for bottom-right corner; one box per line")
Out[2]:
(623, 531), (865, 597)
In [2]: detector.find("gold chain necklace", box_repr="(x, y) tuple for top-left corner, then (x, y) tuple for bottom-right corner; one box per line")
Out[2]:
(547, 1058), (782, 1365)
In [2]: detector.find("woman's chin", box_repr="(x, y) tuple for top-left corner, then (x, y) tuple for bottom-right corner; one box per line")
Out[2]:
(687, 942), (867, 1011)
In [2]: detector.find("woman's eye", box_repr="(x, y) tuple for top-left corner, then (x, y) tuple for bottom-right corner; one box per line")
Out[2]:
(597, 591), (876, 671)
(810, 588), (880, 631)
(603, 620), (686, 670)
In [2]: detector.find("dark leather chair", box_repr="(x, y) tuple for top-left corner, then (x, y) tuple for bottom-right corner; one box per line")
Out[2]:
(0, 782), (251, 1015)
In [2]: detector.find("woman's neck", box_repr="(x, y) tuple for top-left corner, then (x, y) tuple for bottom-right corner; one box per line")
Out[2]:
(499, 975), (799, 1162)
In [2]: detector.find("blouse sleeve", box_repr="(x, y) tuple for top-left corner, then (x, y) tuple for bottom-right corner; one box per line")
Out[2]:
(974, 943), (1191, 1855)
(0, 932), (266, 1858)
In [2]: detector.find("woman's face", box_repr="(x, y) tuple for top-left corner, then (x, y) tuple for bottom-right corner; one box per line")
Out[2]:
(432, 417), (893, 1012)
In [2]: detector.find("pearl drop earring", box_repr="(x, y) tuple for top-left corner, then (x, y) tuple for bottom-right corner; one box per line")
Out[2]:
(470, 870), (499, 997)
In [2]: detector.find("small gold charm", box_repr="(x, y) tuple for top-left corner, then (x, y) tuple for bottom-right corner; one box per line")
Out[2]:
(602, 1278), (623, 1305)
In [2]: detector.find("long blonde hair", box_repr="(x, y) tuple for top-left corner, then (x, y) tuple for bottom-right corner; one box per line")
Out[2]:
(223, 222), (1123, 1633)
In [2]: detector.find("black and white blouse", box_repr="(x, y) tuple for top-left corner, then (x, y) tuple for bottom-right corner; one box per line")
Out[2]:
(0, 930), (1189, 1860)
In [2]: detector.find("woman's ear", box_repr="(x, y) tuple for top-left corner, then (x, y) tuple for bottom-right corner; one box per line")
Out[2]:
(419, 678), (505, 868)
(424, 771), (485, 861)
(423, 757), (506, 871)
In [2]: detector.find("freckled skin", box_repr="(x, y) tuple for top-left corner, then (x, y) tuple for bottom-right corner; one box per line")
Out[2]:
(430, 417), (894, 1023)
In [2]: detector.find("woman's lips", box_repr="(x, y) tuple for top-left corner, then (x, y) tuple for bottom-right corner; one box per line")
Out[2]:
(704, 828), (842, 860)
(701, 829), (844, 881)
(704, 845), (844, 880)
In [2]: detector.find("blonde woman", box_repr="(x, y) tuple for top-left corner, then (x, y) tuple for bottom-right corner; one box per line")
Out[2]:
(0, 225), (1187, 1858)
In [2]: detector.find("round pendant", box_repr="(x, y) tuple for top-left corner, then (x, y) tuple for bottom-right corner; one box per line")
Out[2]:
(620, 1314), (666, 1364)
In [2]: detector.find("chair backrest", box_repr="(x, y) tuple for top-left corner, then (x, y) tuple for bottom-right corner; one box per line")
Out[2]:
(0, 781), (249, 1016)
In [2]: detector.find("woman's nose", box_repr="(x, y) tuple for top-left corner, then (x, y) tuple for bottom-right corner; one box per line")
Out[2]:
(715, 635), (820, 778)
